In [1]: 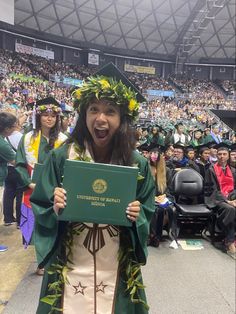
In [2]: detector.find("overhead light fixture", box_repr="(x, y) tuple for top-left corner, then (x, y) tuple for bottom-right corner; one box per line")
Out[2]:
(213, 4), (224, 8)
(89, 48), (100, 52)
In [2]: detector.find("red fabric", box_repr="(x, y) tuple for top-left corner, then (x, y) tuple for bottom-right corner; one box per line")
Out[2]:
(22, 165), (33, 208)
(214, 163), (234, 198)
(23, 188), (32, 208)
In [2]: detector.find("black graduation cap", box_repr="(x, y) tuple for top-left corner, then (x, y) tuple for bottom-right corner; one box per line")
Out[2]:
(174, 122), (184, 129)
(197, 144), (210, 154)
(95, 62), (146, 103)
(148, 142), (165, 153)
(155, 125), (163, 132)
(214, 142), (230, 151)
(185, 145), (195, 153)
(193, 128), (203, 133)
(173, 142), (186, 150)
(230, 143), (236, 152)
(137, 142), (149, 152)
(207, 141), (217, 149)
(36, 97), (60, 107)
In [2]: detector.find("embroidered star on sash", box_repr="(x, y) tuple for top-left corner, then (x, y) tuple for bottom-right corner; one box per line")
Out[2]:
(96, 281), (108, 293)
(73, 282), (87, 295)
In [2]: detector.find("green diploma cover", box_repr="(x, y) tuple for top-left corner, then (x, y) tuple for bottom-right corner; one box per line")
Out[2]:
(58, 160), (138, 226)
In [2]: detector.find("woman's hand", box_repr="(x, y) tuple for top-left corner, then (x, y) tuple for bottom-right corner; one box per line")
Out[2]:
(126, 200), (141, 222)
(227, 200), (236, 207)
(29, 183), (36, 190)
(155, 194), (166, 203)
(53, 187), (67, 215)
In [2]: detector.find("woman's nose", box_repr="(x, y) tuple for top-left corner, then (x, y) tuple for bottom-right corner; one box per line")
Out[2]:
(96, 112), (106, 121)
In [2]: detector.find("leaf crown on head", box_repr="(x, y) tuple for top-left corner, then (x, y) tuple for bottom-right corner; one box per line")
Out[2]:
(36, 105), (62, 115)
(72, 76), (140, 121)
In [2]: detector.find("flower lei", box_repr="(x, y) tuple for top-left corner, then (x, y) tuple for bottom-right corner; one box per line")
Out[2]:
(72, 76), (140, 121)
(36, 105), (62, 115)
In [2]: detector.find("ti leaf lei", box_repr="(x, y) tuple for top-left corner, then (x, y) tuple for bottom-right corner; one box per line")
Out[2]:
(41, 143), (148, 313)
(40, 225), (82, 313)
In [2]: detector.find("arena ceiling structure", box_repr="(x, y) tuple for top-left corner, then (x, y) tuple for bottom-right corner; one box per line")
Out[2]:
(14, 0), (235, 62)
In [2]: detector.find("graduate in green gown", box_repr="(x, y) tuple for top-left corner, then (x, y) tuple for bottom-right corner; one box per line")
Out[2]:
(15, 97), (67, 274)
(146, 125), (165, 146)
(30, 63), (155, 314)
(189, 129), (204, 147)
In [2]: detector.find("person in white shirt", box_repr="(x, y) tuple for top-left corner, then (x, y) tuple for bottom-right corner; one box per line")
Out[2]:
(171, 122), (190, 145)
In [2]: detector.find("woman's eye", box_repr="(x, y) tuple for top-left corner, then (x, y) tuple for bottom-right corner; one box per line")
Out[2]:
(89, 106), (98, 112)
(106, 108), (116, 115)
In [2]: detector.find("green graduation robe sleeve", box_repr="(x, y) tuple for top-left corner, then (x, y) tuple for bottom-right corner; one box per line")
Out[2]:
(31, 145), (155, 314)
(30, 144), (67, 264)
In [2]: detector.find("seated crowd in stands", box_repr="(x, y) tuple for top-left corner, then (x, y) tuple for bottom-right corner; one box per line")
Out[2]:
(0, 48), (235, 259)
(128, 73), (174, 93)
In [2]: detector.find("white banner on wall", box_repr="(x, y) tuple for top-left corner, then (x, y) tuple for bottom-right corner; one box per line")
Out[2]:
(15, 43), (54, 60)
(88, 53), (99, 65)
(124, 64), (155, 75)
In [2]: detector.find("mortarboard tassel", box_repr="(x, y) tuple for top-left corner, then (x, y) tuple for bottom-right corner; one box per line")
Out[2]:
(32, 103), (36, 130)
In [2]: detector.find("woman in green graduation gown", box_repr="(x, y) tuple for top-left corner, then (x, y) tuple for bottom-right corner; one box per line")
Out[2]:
(189, 129), (204, 147)
(146, 125), (164, 146)
(30, 64), (155, 314)
(15, 98), (67, 267)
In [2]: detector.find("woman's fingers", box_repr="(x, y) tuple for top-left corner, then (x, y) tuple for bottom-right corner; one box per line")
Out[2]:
(54, 187), (66, 199)
(53, 188), (67, 215)
(126, 201), (141, 221)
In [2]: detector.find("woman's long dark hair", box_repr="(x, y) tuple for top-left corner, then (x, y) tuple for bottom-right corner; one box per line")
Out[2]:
(149, 149), (167, 194)
(68, 102), (136, 166)
(33, 114), (60, 150)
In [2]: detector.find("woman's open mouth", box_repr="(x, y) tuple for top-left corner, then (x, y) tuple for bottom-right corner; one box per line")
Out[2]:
(94, 128), (109, 139)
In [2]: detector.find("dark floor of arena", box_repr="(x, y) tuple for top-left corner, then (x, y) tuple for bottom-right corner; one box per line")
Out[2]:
(0, 224), (235, 314)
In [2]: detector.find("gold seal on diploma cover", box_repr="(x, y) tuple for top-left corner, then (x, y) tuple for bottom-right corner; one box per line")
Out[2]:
(92, 179), (107, 194)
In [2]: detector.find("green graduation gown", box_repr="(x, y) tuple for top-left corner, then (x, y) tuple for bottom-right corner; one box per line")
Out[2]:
(31, 143), (155, 314)
(16, 134), (54, 189)
(146, 134), (164, 146)
(0, 135), (15, 186)
(16, 131), (67, 245)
